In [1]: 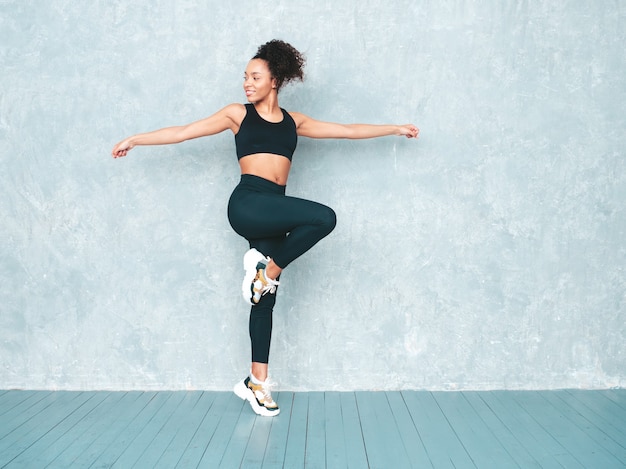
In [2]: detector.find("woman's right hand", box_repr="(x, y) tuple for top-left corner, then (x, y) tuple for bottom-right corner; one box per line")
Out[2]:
(111, 138), (133, 158)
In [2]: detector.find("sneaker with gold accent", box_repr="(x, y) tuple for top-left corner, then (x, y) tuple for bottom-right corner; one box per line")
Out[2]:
(234, 376), (280, 417)
(242, 248), (279, 305)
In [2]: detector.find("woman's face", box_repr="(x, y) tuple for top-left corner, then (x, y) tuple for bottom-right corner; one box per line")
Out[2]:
(243, 59), (277, 103)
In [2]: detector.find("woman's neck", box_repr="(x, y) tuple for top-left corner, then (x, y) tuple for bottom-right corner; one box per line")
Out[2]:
(253, 94), (282, 120)
(253, 91), (279, 112)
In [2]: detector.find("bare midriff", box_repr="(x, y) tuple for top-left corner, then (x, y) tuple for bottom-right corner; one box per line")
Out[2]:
(239, 153), (292, 186)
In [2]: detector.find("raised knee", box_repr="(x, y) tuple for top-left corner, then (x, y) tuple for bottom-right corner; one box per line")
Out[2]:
(322, 207), (337, 234)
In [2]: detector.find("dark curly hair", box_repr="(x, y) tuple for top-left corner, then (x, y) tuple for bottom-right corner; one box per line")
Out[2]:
(253, 39), (305, 92)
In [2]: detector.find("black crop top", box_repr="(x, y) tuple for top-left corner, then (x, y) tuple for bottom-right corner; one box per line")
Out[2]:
(235, 104), (298, 161)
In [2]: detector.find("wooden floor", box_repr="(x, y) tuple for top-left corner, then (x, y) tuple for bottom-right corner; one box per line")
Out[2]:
(0, 389), (624, 468)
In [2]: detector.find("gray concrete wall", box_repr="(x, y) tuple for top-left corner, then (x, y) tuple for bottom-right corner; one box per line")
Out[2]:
(1, 1), (624, 390)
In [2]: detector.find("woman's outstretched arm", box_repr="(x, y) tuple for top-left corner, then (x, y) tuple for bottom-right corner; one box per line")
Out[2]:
(290, 112), (419, 140)
(111, 103), (245, 158)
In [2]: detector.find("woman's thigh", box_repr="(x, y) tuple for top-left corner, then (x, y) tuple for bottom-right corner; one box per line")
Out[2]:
(229, 190), (333, 241)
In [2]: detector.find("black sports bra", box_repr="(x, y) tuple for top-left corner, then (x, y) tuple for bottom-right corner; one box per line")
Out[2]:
(235, 104), (298, 161)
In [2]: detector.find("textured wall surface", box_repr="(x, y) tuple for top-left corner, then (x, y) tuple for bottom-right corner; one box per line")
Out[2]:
(1, 1), (625, 391)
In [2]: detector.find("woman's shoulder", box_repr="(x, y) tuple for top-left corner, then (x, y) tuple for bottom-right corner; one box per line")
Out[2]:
(224, 102), (247, 114)
(286, 110), (308, 127)
(219, 103), (247, 125)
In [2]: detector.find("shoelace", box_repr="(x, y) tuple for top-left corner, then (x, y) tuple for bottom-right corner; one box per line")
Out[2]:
(264, 283), (278, 295)
(263, 257), (278, 295)
(256, 270), (279, 296)
(259, 378), (277, 404)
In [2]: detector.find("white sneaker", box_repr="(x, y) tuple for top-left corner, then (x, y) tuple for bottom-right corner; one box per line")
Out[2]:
(242, 248), (279, 305)
(234, 376), (280, 417)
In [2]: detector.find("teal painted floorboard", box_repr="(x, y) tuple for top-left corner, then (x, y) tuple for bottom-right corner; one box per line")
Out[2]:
(339, 392), (369, 469)
(260, 392), (293, 468)
(0, 390), (624, 468)
(282, 392), (309, 468)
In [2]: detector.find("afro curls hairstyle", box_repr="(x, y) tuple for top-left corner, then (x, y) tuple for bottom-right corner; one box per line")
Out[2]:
(253, 39), (306, 92)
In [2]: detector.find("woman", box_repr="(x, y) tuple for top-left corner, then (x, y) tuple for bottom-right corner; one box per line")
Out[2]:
(112, 39), (419, 417)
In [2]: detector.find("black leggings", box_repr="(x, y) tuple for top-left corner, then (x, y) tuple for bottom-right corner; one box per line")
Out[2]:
(228, 174), (337, 364)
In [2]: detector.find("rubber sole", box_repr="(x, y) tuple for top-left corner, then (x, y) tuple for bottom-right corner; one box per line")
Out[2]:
(233, 379), (280, 417)
(242, 249), (265, 305)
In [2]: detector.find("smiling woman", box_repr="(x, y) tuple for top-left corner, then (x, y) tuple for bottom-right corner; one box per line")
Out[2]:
(111, 39), (419, 418)
(249, 39), (305, 93)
